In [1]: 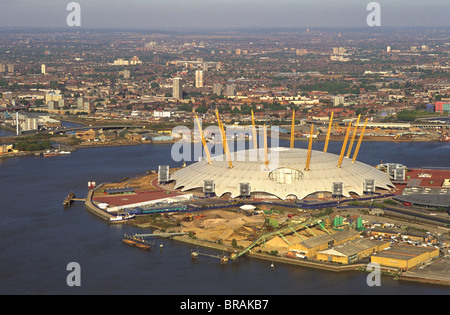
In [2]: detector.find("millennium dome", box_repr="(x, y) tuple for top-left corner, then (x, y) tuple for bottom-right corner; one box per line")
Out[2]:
(170, 147), (394, 200)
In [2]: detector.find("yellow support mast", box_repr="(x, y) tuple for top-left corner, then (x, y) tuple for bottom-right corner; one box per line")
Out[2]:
(195, 114), (212, 164)
(337, 122), (352, 168)
(215, 109), (233, 168)
(251, 109), (258, 150)
(346, 114), (361, 158)
(305, 124), (314, 171)
(263, 124), (269, 170)
(290, 109), (295, 148)
(352, 117), (368, 163)
(323, 111), (334, 153)
(215, 109), (225, 150)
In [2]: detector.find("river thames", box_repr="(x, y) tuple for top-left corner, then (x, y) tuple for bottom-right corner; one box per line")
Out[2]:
(0, 127), (449, 295)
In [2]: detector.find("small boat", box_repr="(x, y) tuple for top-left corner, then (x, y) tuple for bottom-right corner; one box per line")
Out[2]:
(44, 149), (71, 157)
(108, 213), (135, 224)
(122, 234), (151, 250)
(135, 242), (151, 250)
(122, 238), (137, 246)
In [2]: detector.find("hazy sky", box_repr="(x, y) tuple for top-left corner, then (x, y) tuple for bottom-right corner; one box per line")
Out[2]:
(0, 0), (448, 29)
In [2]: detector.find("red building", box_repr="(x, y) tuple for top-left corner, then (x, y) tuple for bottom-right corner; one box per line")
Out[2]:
(435, 101), (450, 113)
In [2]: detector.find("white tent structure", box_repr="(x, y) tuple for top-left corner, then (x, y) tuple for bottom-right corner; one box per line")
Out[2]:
(171, 147), (393, 200)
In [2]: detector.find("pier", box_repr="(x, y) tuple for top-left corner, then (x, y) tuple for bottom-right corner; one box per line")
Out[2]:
(191, 249), (229, 264)
(133, 232), (189, 238)
(63, 192), (85, 208)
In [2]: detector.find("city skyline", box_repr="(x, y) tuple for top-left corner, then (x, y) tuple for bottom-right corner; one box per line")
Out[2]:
(0, 0), (449, 29)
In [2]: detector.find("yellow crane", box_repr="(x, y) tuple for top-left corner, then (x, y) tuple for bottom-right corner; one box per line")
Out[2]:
(195, 114), (212, 164)
(323, 111), (334, 153)
(263, 124), (269, 170)
(290, 109), (295, 148)
(305, 124), (314, 171)
(251, 109), (258, 150)
(352, 117), (368, 163)
(215, 109), (233, 168)
(346, 114), (361, 158)
(337, 122), (352, 168)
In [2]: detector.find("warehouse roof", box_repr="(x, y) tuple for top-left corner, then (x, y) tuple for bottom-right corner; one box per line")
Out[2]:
(171, 147), (393, 200)
(300, 230), (360, 249)
(394, 193), (450, 208)
(372, 245), (438, 261)
(318, 238), (387, 257)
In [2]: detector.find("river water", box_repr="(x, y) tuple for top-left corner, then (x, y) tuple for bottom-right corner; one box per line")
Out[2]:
(0, 126), (449, 295)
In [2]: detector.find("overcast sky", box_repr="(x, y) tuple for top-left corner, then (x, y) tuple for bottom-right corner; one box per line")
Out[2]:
(0, 0), (448, 29)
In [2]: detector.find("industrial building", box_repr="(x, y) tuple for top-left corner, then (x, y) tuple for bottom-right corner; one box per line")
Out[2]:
(316, 238), (390, 264)
(368, 227), (433, 244)
(288, 230), (360, 259)
(370, 245), (439, 270)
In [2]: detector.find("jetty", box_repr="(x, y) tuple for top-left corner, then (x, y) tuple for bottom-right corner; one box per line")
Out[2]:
(63, 192), (85, 208)
(190, 249), (229, 264)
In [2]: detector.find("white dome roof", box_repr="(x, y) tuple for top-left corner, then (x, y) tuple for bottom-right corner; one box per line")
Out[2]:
(171, 147), (393, 200)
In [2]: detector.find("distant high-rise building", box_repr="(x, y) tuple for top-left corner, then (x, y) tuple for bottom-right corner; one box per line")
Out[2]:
(77, 97), (85, 109)
(235, 49), (241, 55)
(45, 92), (63, 103)
(333, 96), (345, 107)
(41, 64), (46, 75)
(58, 99), (65, 108)
(332, 47), (346, 55)
(7, 63), (14, 73)
(48, 101), (57, 110)
(213, 83), (222, 96)
(173, 77), (183, 99)
(225, 84), (236, 97)
(83, 101), (94, 113)
(386, 46), (391, 53)
(212, 83), (222, 96)
(0, 63), (5, 72)
(145, 41), (157, 50)
(195, 70), (203, 88)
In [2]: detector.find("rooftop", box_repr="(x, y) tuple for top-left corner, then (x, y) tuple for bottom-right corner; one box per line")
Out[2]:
(372, 245), (438, 261)
(171, 147), (394, 200)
